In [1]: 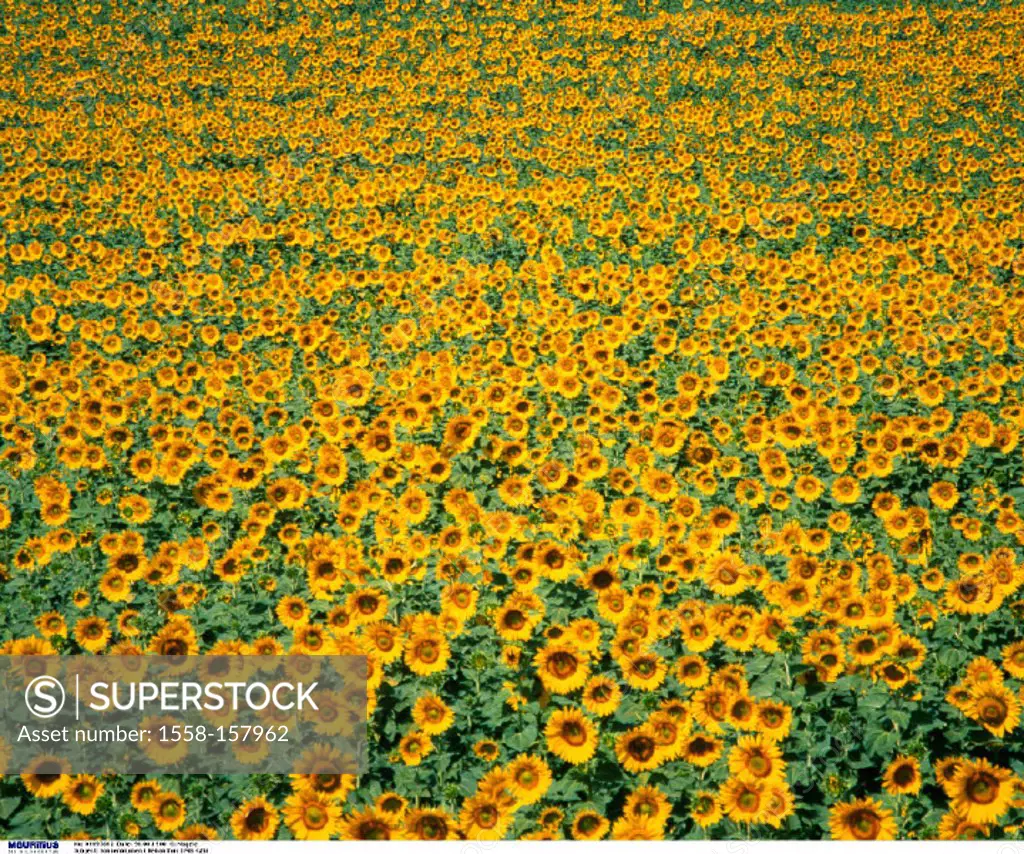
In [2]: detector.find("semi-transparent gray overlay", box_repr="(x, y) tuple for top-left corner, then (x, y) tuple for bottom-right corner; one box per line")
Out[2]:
(0, 656), (367, 775)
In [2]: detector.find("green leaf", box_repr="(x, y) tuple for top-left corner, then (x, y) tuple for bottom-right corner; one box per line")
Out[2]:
(546, 776), (586, 802)
(859, 691), (889, 711)
(0, 796), (23, 821)
(504, 724), (538, 752)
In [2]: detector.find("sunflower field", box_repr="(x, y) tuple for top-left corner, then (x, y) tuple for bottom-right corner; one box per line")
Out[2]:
(1, 0), (1024, 842)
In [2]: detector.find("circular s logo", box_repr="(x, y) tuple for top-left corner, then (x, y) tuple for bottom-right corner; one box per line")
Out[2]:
(25, 675), (66, 718)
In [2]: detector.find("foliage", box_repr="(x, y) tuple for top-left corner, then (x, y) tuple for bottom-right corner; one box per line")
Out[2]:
(1, 0), (1023, 841)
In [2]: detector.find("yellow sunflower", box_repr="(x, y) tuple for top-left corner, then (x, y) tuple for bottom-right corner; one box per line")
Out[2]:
(63, 775), (104, 816)
(829, 797), (897, 840)
(882, 755), (922, 796)
(282, 792), (342, 841)
(230, 796), (280, 841)
(544, 707), (598, 765)
(949, 758), (1015, 825)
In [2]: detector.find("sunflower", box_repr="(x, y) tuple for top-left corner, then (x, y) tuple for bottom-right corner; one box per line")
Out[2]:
(615, 726), (662, 773)
(130, 780), (161, 811)
(476, 767), (518, 809)
(501, 645), (522, 669)
(640, 467), (678, 502)
(282, 792), (342, 841)
(459, 794), (512, 840)
(275, 596), (310, 628)
(704, 552), (749, 596)
(570, 809), (610, 840)
(21, 756), (71, 798)
(728, 735), (786, 784)
(877, 661), (913, 690)
(152, 792), (187, 833)
(964, 656), (1004, 688)
(829, 797), (897, 840)
(720, 778), (768, 825)
(307, 554), (350, 597)
(944, 577), (998, 616)
(882, 755), (922, 796)
(10, 637), (57, 658)
(412, 693), (454, 735)
(398, 731), (433, 766)
(322, 592), (360, 628)
(680, 732), (723, 768)
(755, 700), (793, 741)
(948, 685), (977, 714)
(725, 694), (757, 730)
(937, 811), (991, 841)
(473, 739), (500, 762)
(1003, 641), (1024, 679)
(404, 633), (450, 676)
(537, 541), (577, 581)
(621, 651), (667, 691)
(828, 510), (852, 532)
(534, 642), (590, 694)
(1013, 777), (1024, 809)
(795, 475), (825, 502)
(495, 601), (537, 641)
(928, 480), (959, 510)
(507, 754), (552, 805)
(755, 612), (791, 654)
(721, 617), (757, 653)
(831, 475), (861, 504)
(893, 635), (928, 670)
(35, 611), (67, 638)
(404, 808), (455, 840)
(107, 546), (147, 580)
(674, 655), (708, 689)
(230, 797), (280, 841)
(965, 684), (1020, 737)
(348, 588), (388, 623)
(647, 710), (688, 760)
(174, 825), (219, 840)
(949, 758), (1015, 825)
(338, 807), (403, 840)
(363, 622), (403, 664)
(544, 707), (598, 765)
(597, 588), (633, 624)
(622, 785), (672, 830)
(581, 675), (622, 717)
(537, 459), (569, 491)
(691, 686), (730, 733)
(73, 616), (111, 652)
(849, 632), (884, 666)
(63, 775), (104, 816)
(292, 623), (337, 655)
(596, 810), (650, 838)
(497, 475), (533, 507)
(291, 768), (356, 801)
(763, 783), (796, 829)
(934, 757), (964, 796)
